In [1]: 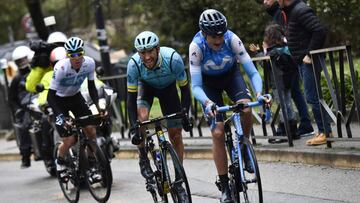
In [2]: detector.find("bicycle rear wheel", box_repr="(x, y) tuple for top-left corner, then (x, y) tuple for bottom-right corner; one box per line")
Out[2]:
(163, 142), (192, 203)
(55, 143), (80, 203)
(240, 138), (263, 203)
(85, 142), (112, 202)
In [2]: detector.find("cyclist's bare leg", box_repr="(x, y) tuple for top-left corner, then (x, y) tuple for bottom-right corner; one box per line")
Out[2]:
(237, 98), (252, 137)
(83, 125), (97, 153)
(211, 123), (228, 175)
(168, 128), (184, 163)
(136, 107), (154, 179)
(58, 135), (77, 158)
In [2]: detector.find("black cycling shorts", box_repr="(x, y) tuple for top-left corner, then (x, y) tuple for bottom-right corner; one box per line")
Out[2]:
(54, 92), (92, 137)
(137, 81), (182, 128)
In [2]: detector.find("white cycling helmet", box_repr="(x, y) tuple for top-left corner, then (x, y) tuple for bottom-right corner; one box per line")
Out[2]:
(12, 45), (32, 61)
(64, 37), (84, 53)
(134, 31), (159, 52)
(47, 31), (68, 44)
(50, 47), (67, 63)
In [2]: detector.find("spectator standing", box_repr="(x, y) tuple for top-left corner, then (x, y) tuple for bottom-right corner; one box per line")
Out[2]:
(263, 0), (332, 145)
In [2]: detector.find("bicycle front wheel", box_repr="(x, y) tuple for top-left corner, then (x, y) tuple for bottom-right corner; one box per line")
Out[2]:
(85, 142), (112, 202)
(162, 142), (192, 203)
(241, 138), (263, 203)
(55, 143), (80, 203)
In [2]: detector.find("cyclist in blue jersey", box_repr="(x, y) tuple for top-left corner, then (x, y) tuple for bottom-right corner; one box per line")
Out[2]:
(189, 9), (265, 203)
(127, 31), (191, 201)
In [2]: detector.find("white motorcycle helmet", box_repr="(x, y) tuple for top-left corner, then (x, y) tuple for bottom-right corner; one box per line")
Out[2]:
(47, 31), (68, 44)
(12, 45), (33, 69)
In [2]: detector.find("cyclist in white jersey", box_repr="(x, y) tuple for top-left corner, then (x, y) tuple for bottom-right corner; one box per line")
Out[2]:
(47, 37), (102, 179)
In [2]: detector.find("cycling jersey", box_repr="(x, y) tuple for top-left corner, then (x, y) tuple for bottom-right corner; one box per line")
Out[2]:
(189, 30), (263, 105)
(126, 46), (190, 128)
(127, 46), (188, 91)
(49, 56), (95, 97)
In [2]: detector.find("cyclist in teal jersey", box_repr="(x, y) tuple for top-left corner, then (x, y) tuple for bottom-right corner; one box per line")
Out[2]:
(189, 9), (266, 203)
(127, 31), (191, 201)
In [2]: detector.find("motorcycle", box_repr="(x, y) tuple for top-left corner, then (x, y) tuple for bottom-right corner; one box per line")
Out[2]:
(19, 92), (57, 176)
(81, 83), (120, 161)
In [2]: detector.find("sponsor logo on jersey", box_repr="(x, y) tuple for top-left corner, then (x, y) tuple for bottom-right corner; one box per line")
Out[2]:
(204, 56), (232, 71)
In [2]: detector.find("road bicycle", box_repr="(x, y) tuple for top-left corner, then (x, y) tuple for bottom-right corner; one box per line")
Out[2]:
(54, 114), (112, 203)
(215, 95), (271, 203)
(134, 111), (192, 203)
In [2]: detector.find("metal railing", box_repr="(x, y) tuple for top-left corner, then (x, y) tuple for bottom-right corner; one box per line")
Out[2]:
(310, 45), (360, 147)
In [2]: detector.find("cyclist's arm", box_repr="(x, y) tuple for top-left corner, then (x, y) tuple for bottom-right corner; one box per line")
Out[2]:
(230, 35), (263, 96)
(88, 80), (99, 109)
(47, 89), (62, 116)
(172, 52), (191, 112)
(87, 60), (99, 109)
(126, 59), (139, 126)
(189, 42), (210, 105)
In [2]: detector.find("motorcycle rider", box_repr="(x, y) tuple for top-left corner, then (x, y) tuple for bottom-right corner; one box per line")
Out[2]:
(8, 45), (33, 168)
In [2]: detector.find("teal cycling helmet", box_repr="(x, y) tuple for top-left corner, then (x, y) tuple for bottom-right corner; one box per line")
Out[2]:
(134, 31), (159, 52)
(64, 37), (84, 53)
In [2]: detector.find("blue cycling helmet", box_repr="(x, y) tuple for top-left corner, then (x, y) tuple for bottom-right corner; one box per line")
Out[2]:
(134, 31), (159, 52)
(64, 37), (84, 53)
(199, 9), (227, 36)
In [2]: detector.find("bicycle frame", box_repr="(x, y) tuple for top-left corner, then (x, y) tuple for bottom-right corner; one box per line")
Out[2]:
(136, 111), (192, 203)
(217, 98), (271, 196)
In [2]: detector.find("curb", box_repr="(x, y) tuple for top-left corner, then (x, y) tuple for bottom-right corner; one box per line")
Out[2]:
(2, 147), (359, 169)
(113, 146), (360, 169)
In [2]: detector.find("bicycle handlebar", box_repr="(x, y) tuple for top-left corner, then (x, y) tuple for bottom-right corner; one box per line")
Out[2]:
(135, 110), (187, 128)
(71, 114), (104, 128)
(216, 94), (272, 122)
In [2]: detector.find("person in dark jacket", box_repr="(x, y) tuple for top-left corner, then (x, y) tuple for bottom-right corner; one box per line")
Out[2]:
(263, 0), (332, 146)
(9, 45), (33, 168)
(264, 24), (299, 143)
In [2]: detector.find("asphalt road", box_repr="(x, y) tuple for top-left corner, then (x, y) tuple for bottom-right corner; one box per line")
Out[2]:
(0, 159), (359, 203)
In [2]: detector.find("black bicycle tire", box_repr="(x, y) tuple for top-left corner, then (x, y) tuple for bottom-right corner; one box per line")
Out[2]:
(163, 142), (192, 203)
(85, 143), (112, 202)
(242, 138), (263, 203)
(55, 142), (80, 203)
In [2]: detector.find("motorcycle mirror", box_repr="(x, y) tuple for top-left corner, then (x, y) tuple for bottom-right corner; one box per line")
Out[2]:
(95, 66), (105, 76)
(36, 83), (45, 93)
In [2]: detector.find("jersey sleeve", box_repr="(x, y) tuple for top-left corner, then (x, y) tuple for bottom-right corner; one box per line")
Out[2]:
(87, 57), (96, 80)
(230, 34), (263, 95)
(126, 58), (139, 93)
(171, 51), (188, 87)
(189, 41), (210, 105)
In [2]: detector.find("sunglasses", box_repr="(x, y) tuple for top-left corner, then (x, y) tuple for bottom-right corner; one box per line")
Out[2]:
(67, 51), (84, 58)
